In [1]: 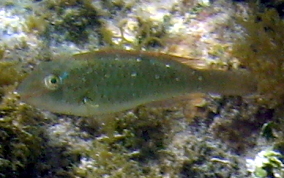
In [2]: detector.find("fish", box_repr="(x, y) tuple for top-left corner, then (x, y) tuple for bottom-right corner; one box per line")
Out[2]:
(16, 49), (257, 117)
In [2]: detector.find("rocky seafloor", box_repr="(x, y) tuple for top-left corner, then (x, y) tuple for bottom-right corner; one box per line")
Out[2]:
(1, 0), (284, 177)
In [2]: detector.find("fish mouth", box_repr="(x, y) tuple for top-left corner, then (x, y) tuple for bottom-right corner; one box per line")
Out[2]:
(16, 87), (48, 102)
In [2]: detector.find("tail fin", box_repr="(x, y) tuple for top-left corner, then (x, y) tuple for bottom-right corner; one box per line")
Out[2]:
(199, 69), (257, 95)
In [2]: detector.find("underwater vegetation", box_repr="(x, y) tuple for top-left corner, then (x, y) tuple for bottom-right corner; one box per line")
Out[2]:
(2, 0), (284, 177)
(0, 90), (44, 177)
(232, 5), (284, 108)
(246, 148), (284, 178)
(229, 3), (284, 177)
(73, 107), (177, 177)
(0, 62), (24, 87)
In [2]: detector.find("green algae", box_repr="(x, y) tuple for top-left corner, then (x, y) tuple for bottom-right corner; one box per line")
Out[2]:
(44, 1), (101, 44)
(229, 8), (284, 174)
(0, 8), (44, 175)
(232, 5), (284, 107)
(24, 15), (47, 34)
(41, 0), (169, 49)
(0, 51), (68, 177)
(2, 0), (282, 177)
(0, 92), (46, 177)
(0, 1), (184, 176)
(72, 102), (248, 177)
(72, 106), (179, 178)
(246, 149), (284, 178)
(74, 138), (163, 178)
(209, 96), (274, 152)
(0, 86), (81, 177)
(229, 4), (284, 176)
(0, 62), (25, 87)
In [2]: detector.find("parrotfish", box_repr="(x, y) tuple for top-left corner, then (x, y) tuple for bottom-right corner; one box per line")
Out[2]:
(17, 49), (257, 116)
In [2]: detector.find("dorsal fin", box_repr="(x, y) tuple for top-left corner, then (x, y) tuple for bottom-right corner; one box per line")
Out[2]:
(73, 48), (208, 70)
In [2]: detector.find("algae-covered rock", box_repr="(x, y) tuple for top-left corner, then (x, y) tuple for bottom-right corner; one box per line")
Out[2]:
(2, 0), (284, 177)
(232, 5), (284, 107)
(0, 91), (45, 177)
(0, 61), (25, 87)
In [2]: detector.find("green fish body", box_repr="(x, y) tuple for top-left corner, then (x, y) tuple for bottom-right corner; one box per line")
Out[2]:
(17, 49), (257, 116)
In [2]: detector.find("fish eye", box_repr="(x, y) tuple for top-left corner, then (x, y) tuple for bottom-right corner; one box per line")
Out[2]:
(44, 74), (61, 90)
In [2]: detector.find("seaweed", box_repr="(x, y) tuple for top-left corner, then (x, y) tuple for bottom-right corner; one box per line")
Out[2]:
(0, 91), (46, 177)
(232, 5), (284, 107)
